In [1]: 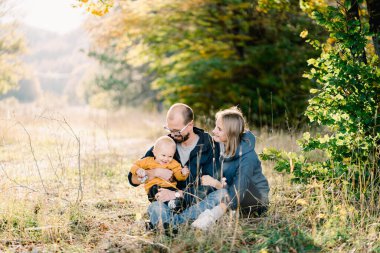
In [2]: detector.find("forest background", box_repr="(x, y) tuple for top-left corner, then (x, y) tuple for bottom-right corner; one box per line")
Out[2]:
(0, 0), (379, 252)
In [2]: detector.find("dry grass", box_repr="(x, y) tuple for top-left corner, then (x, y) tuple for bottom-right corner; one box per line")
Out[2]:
(0, 99), (379, 252)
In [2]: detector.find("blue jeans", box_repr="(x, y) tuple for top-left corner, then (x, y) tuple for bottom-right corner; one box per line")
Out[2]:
(148, 189), (227, 228)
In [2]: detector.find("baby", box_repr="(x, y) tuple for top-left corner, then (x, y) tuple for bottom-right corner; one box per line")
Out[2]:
(130, 136), (189, 209)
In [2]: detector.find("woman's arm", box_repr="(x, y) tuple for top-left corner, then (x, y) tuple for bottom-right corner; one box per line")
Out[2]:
(201, 175), (224, 189)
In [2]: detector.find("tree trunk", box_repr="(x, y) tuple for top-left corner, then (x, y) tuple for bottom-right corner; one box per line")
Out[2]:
(347, 0), (367, 63)
(366, 0), (380, 58)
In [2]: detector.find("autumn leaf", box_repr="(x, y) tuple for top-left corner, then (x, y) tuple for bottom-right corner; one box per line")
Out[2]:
(300, 29), (308, 38)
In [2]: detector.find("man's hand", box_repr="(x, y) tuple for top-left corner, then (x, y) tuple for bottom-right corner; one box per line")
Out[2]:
(155, 188), (176, 202)
(181, 166), (189, 176)
(201, 175), (219, 188)
(151, 168), (173, 181)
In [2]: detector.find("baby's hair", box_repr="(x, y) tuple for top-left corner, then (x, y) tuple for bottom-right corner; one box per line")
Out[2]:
(153, 135), (176, 153)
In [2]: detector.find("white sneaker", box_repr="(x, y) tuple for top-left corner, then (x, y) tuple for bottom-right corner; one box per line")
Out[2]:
(191, 209), (216, 230)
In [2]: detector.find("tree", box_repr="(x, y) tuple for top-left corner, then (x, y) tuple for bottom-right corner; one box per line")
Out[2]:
(82, 0), (325, 126)
(0, 0), (25, 94)
(262, 0), (380, 199)
(83, 1), (161, 109)
(366, 0), (380, 57)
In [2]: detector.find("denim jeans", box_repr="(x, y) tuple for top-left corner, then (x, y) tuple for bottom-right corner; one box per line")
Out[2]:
(147, 201), (172, 226)
(148, 189), (227, 228)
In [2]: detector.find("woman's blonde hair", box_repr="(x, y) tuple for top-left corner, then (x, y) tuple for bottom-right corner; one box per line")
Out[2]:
(215, 106), (246, 157)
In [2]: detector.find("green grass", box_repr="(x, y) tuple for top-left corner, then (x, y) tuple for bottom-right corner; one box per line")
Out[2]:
(0, 102), (379, 252)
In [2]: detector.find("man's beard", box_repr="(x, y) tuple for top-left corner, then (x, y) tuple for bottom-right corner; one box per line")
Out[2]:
(172, 133), (190, 143)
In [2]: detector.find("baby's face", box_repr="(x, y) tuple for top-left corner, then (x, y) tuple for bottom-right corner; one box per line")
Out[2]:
(154, 145), (175, 165)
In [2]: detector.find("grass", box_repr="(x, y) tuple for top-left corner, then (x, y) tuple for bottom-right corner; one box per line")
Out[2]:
(0, 99), (379, 252)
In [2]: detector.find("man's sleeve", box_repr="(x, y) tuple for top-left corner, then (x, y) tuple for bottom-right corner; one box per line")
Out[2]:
(127, 146), (154, 187)
(181, 136), (219, 205)
(201, 136), (219, 177)
(143, 146), (154, 158)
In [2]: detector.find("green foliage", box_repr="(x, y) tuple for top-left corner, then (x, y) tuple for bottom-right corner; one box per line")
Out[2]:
(0, 21), (25, 94)
(300, 2), (380, 180)
(0, 209), (41, 240)
(262, 0), (380, 192)
(87, 50), (158, 109)
(87, 0), (325, 125)
(145, 0), (324, 126)
(261, 147), (331, 183)
(243, 221), (321, 252)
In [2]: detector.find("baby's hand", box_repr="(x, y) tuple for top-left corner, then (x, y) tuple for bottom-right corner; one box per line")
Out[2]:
(136, 168), (146, 178)
(181, 166), (189, 176)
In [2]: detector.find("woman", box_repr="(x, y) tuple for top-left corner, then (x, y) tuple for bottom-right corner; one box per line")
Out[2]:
(168, 107), (269, 230)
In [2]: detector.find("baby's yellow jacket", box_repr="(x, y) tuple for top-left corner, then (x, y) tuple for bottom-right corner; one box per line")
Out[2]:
(130, 157), (188, 193)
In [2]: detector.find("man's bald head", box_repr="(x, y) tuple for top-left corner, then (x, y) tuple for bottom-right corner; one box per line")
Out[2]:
(166, 103), (194, 125)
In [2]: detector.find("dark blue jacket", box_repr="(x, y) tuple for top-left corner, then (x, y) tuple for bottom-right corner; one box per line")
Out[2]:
(218, 131), (269, 210)
(128, 127), (220, 206)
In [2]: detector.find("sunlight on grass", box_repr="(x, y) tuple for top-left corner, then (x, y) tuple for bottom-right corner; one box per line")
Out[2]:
(0, 100), (379, 252)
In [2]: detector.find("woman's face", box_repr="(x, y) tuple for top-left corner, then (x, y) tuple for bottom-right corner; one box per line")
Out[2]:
(212, 117), (227, 143)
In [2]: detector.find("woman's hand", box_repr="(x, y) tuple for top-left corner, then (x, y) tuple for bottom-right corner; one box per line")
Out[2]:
(201, 175), (219, 188)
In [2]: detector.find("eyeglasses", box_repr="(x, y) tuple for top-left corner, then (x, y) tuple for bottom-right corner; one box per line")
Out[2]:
(163, 121), (192, 136)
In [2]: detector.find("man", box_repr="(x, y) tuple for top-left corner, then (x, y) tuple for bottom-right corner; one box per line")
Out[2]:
(128, 103), (219, 229)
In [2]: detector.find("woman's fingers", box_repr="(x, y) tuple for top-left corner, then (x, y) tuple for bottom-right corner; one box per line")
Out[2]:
(201, 175), (213, 186)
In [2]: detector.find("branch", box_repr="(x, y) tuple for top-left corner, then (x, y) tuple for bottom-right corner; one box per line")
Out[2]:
(0, 162), (38, 193)
(18, 121), (48, 195)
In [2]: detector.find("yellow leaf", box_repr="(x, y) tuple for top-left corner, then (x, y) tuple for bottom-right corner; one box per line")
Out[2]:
(300, 29), (308, 38)
(303, 132), (310, 141)
(310, 88), (319, 94)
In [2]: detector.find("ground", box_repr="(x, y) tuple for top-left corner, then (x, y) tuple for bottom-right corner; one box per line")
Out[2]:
(0, 99), (379, 252)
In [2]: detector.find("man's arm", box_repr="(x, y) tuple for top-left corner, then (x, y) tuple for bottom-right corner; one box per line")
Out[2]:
(155, 188), (183, 202)
(129, 172), (141, 186)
